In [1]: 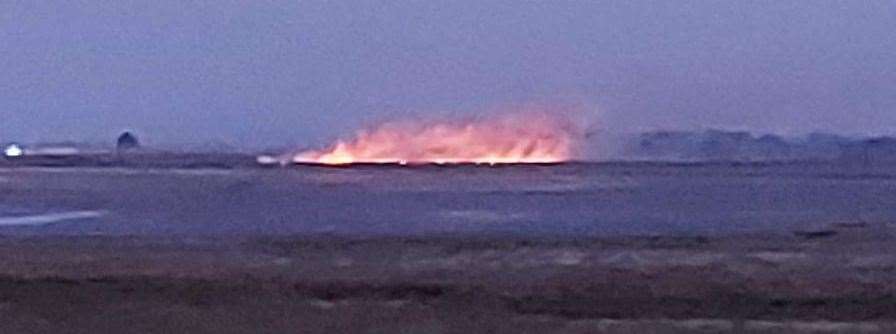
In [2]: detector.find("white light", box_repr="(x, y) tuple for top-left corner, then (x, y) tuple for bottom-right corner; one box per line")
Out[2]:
(256, 155), (280, 165)
(3, 144), (23, 158)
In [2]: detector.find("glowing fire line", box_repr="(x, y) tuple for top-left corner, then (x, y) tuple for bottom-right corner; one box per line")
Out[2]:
(289, 113), (580, 166)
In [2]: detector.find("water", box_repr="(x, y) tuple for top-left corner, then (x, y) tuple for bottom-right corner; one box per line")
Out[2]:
(1, 162), (895, 236)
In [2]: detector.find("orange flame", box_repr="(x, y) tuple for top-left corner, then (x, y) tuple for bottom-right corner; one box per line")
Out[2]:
(292, 112), (581, 165)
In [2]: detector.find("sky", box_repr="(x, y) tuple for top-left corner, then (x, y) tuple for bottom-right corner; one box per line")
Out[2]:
(1, 1), (894, 149)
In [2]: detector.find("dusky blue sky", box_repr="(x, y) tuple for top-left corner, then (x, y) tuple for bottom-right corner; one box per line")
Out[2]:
(1, 1), (894, 148)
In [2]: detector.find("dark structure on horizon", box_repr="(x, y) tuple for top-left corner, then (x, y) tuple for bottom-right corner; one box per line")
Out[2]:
(116, 131), (141, 152)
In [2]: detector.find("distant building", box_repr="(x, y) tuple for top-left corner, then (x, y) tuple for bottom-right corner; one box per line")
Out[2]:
(116, 132), (141, 152)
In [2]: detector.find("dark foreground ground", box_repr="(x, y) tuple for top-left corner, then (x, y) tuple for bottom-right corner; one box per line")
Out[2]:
(2, 162), (896, 332)
(2, 226), (896, 333)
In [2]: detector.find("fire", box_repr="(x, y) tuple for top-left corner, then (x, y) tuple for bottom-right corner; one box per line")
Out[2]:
(292, 112), (581, 165)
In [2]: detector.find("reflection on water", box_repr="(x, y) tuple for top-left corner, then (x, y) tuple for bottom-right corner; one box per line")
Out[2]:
(0, 210), (107, 227)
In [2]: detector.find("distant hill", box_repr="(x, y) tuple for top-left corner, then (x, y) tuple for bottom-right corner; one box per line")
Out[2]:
(620, 130), (896, 163)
